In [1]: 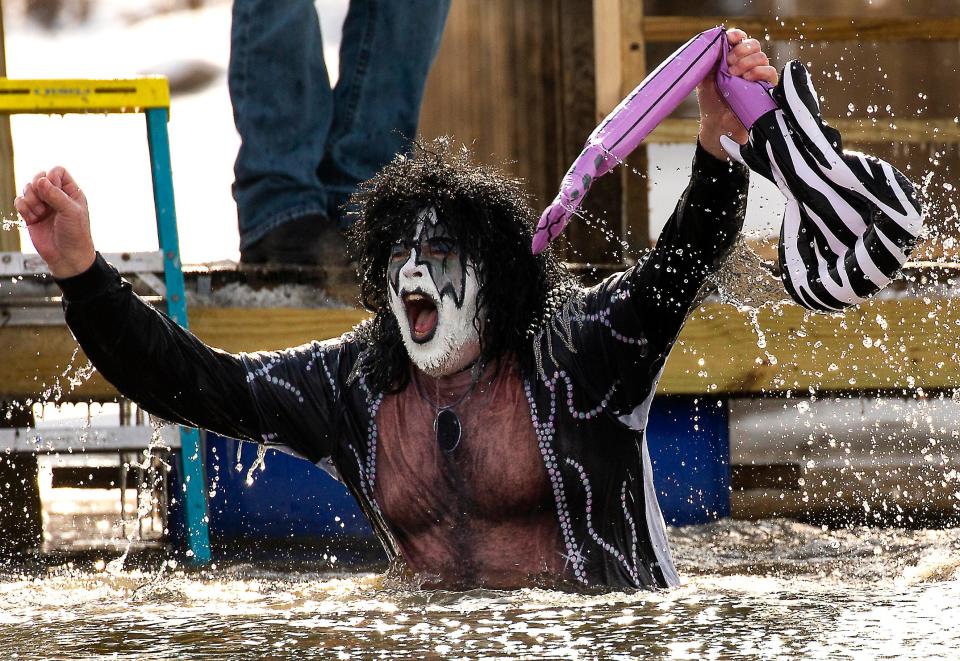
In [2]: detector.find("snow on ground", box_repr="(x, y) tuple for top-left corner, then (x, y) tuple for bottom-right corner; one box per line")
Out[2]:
(3, 0), (782, 264)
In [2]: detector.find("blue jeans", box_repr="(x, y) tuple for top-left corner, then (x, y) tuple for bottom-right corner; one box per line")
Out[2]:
(229, 0), (450, 249)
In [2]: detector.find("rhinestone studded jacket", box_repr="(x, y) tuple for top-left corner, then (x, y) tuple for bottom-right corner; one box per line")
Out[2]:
(60, 144), (747, 590)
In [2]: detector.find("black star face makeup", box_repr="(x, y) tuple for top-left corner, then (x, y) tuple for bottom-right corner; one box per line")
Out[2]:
(387, 207), (482, 375)
(388, 208), (468, 305)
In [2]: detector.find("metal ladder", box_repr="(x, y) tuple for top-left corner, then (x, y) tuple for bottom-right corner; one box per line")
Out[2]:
(0, 77), (211, 563)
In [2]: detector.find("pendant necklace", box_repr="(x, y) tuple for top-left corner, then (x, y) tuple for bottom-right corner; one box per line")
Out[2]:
(413, 362), (482, 454)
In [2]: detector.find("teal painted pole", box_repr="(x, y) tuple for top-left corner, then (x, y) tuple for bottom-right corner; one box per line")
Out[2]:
(145, 107), (212, 564)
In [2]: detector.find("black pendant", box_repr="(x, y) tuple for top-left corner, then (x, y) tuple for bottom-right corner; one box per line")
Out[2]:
(435, 409), (462, 453)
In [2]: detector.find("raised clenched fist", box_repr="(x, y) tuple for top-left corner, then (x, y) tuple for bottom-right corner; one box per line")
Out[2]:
(14, 166), (96, 279)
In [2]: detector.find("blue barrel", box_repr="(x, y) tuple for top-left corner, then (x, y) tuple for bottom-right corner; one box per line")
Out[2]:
(167, 434), (379, 561)
(645, 396), (731, 525)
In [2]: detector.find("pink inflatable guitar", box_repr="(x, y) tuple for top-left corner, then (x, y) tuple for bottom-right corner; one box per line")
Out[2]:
(531, 27), (772, 254)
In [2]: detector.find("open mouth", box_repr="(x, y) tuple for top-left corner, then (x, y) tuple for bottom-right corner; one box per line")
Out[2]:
(402, 291), (439, 343)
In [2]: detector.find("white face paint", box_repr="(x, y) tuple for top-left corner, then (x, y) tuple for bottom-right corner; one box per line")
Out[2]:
(387, 208), (482, 376)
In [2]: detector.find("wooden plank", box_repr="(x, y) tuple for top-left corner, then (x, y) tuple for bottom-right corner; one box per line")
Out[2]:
(0, 307), (370, 401)
(0, 3), (19, 252)
(620, 0), (649, 107)
(51, 466), (126, 489)
(641, 16), (960, 43)
(664, 296), (960, 395)
(0, 305), (65, 326)
(593, 0), (651, 257)
(419, 1), (626, 263)
(188, 307), (369, 353)
(619, 0), (649, 256)
(592, 0), (624, 121)
(3, 296), (960, 400)
(419, 1), (563, 216)
(647, 117), (960, 145)
(557, 0), (621, 264)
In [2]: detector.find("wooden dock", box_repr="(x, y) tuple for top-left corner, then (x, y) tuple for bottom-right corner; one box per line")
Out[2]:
(2, 272), (957, 401)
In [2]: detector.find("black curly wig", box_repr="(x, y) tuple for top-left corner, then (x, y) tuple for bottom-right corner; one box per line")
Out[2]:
(346, 138), (577, 393)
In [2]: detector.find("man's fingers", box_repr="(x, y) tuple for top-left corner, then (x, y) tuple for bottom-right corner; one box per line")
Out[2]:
(48, 166), (84, 201)
(21, 182), (40, 207)
(36, 176), (76, 213)
(725, 28), (747, 46)
(19, 168), (84, 220)
(21, 183), (48, 217)
(62, 180), (83, 200)
(55, 166), (77, 189)
(727, 38), (762, 66)
(14, 196), (37, 223)
(729, 51), (770, 76)
(743, 65), (779, 86)
(15, 193), (48, 224)
(47, 166), (64, 189)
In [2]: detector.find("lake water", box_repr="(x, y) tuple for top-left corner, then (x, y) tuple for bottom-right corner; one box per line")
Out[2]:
(4, 519), (960, 659)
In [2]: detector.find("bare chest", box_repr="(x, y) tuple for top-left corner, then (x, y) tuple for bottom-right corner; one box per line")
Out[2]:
(374, 371), (552, 533)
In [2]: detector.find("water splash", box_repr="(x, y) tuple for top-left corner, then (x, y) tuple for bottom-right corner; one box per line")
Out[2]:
(0, 216), (24, 233)
(99, 421), (173, 573)
(245, 444), (268, 487)
(709, 239), (791, 310)
(233, 440), (268, 486)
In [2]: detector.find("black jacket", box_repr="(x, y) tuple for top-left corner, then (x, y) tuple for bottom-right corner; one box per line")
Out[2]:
(60, 144), (747, 589)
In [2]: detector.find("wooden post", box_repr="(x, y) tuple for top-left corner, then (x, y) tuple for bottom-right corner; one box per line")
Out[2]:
(0, 402), (42, 553)
(593, 0), (649, 259)
(592, 0), (624, 120)
(418, 1), (564, 220)
(556, 0), (624, 267)
(620, 1), (648, 258)
(418, 0), (625, 269)
(0, 1), (20, 252)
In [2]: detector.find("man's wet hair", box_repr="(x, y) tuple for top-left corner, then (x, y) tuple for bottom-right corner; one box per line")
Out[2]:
(346, 137), (576, 393)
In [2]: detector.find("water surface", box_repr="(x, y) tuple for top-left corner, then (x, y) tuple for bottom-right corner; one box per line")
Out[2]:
(4, 520), (960, 659)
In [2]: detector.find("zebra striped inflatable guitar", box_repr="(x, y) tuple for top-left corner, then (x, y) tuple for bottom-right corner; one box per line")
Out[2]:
(720, 61), (924, 312)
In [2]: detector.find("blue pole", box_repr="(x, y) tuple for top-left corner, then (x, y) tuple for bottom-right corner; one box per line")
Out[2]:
(145, 107), (212, 564)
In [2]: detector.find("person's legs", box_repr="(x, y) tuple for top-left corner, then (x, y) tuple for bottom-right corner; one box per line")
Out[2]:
(229, 0), (333, 253)
(319, 0), (451, 224)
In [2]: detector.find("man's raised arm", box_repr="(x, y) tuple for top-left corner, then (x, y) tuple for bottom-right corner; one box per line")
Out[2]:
(569, 28), (773, 414)
(615, 26), (776, 357)
(15, 167), (340, 463)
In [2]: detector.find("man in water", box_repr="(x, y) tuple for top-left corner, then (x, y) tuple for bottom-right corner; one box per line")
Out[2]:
(15, 30), (776, 590)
